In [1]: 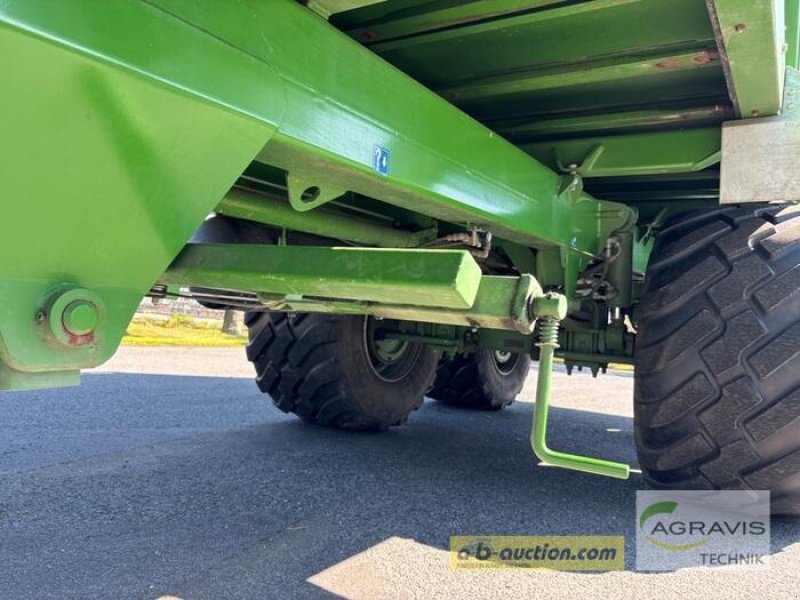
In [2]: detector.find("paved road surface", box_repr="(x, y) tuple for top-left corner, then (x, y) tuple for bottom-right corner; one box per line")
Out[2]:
(1, 347), (798, 599)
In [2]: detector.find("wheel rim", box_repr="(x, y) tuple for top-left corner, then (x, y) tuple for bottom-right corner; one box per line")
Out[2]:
(363, 318), (422, 383)
(492, 350), (519, 375)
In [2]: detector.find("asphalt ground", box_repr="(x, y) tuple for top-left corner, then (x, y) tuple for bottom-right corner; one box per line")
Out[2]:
(1, 347), (798, 599)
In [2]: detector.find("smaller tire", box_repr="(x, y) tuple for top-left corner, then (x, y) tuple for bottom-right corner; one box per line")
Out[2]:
(429, 350), (531, 410)
(245, 312), (440, 430)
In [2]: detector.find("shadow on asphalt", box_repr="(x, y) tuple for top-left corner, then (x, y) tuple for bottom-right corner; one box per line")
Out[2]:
(1, 372), (797, 599)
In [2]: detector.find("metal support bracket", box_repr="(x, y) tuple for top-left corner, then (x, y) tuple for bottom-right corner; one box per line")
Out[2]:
(720, 67), (800, 203)
(286, 173), (348, 211)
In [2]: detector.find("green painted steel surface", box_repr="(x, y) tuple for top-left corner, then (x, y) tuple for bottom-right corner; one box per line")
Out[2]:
(0, 0), (631, 386)
(217, 189), (430, 248)
(522, 129), (723, 178)
(497, 106), (735, 141)
(0, 1), (276, 388)
(437, 47), (726, 119)
(334, 0), (796, 203)
(255, 275), (543, 334)
(708, 0), (786, 118)
(788, 0), (800, 69)
(2, 0), (798, 387)
(309, 0), (386, 18)
(163, 244), (483, 310)
(342, 0), (571, 43)
(149, 0), (631, 256)
(339, 0), (725, 123)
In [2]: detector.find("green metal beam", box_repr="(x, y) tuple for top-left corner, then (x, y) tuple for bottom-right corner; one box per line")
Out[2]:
(217, 188), (431, 248)
(308, 0), (386, 19)
(343, 0), (567, 44)
(495, 105), (734, 141)
(439, 48), (722, 106)
(339, 0), (732, 160)
(257, 276), (543, 334)
(163, 244), (483, 310)
(585, 171), (722, 201)
(707, 0), (786, 117)
(787, 0), (800, 69)
(368, 0), (716, 87)
(149, 0), (631, 257)
(164, 242), (544, 333)
(521, 128), (722, 177)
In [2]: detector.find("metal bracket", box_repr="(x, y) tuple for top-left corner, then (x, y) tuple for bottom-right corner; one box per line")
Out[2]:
(720, 67), (800, 204)
(286, 173), (348, 212)
(556, 144), (605, 181)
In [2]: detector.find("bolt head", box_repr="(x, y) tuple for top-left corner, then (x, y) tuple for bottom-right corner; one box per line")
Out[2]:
(45, 288), (104, 346)
(62, 301), (99, 336)
(533, 293), (568, 321)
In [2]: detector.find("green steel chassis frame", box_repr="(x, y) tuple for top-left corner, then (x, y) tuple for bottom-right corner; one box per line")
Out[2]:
(1, 0), (797, 478)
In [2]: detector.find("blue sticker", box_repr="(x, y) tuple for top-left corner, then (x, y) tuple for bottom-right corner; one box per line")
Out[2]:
(373, 145), (390, 175)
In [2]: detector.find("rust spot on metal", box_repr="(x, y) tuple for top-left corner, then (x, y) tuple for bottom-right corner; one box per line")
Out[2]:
(751, 109), (761, 117)
(735, 23), (747, 33)
(66, 332), (95, 347)
(656, 58), (682, 70)
(692, 50), (718, 65)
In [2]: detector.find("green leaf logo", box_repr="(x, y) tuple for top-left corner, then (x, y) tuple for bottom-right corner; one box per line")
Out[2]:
(639, 501), (678, 529)
(639, 501), (710, 552)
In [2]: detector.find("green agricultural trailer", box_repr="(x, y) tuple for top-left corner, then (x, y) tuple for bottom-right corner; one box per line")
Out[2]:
(2, 0), (799, 513)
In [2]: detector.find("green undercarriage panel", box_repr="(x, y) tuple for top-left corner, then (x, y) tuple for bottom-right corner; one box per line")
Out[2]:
(0, 0), (795, 388)
(149, 0), (631, 256)
(0, 2), (275, 387)
(0, 0), (633, 388)
(333, 0), (792, 204)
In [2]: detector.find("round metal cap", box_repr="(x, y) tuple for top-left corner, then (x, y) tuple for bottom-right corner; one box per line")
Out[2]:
(62, 300), (99, 336)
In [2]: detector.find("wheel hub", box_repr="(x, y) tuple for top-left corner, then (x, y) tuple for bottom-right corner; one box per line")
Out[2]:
(363, 318), (422, 383)
(493, 350), (519, 375)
